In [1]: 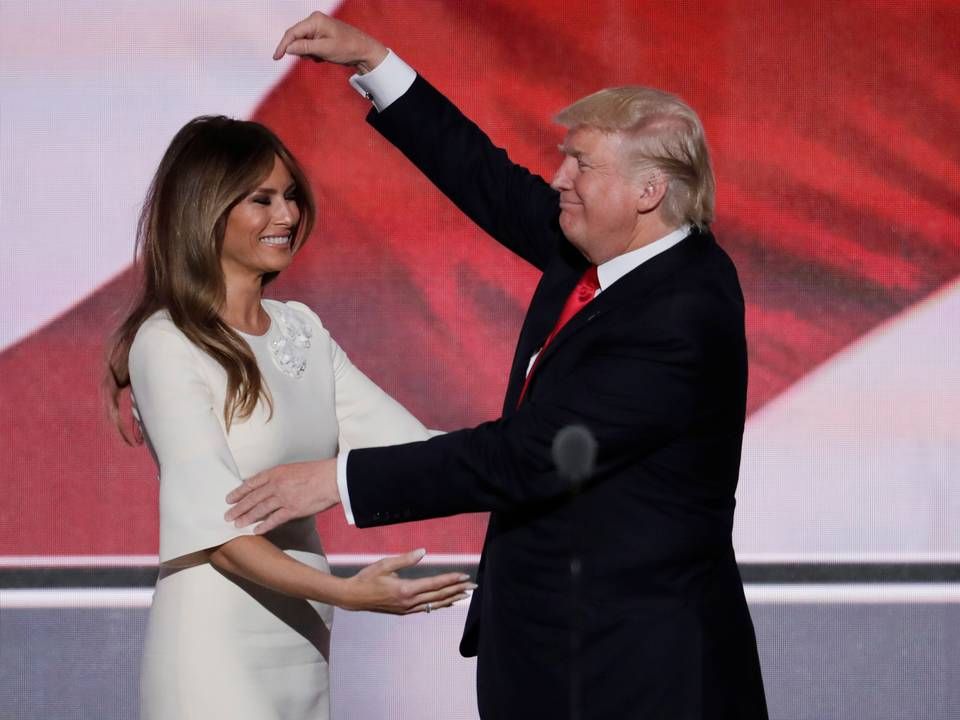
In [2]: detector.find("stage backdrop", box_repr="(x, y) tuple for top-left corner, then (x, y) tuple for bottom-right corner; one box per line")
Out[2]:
(1, 1), (959, 718)
(1, 0), (957, 561)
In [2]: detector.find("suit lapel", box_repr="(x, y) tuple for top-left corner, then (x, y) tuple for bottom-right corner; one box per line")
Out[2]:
(502, 230), (713, 412)
(523, 230), (712, 388)
(502, 255), (586, 412)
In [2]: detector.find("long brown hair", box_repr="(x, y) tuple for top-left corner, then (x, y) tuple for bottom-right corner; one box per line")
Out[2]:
(106, 115), (316, 443)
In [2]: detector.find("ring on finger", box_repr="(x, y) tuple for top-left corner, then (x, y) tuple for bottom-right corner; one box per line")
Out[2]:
(425, 602), (432, 614)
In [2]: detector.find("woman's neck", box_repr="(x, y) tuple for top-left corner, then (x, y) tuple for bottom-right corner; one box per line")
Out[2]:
(221, 272), (269, 335)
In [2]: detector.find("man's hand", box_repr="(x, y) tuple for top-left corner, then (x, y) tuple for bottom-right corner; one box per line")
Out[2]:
(273, 10), (387, 72)
(225, 458), (339, 534)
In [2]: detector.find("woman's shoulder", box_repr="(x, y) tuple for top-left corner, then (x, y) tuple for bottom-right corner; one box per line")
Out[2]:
(129, 310), (196, 363)
(133, 309), (179, 340)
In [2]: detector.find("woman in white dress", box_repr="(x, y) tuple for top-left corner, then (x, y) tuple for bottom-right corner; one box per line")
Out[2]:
(105, 116), (473, 719)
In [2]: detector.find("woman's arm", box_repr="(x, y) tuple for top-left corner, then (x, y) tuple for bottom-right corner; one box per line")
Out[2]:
(287, 301), (442, 449)
(132, 317), (470, 613)
(209, 537), (472, 613)
(129, 320), (259, 563)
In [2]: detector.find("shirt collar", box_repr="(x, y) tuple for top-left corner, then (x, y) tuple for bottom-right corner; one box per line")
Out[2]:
(596, 224), (692, 291)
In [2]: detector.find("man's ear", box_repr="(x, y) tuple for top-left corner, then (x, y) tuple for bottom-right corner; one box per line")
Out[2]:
(636, 172), (668, 214)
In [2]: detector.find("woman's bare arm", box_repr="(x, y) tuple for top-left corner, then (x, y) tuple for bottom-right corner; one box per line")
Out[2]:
(209, 537), (473, 614)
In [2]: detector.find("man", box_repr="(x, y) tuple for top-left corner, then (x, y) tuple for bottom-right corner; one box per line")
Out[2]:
(227, 11), (768, 719)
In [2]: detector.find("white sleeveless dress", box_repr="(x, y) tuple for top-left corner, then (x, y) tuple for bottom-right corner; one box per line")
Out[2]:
(130, 299), (432, 719)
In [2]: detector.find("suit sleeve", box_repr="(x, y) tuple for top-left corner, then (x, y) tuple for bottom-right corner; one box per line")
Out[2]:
(346, 294), (716, 526)
(368, 75), (563, 272)
(129, 321), (255, 564)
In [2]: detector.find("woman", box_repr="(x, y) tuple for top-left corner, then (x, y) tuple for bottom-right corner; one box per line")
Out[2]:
(105, 115), (472, 719)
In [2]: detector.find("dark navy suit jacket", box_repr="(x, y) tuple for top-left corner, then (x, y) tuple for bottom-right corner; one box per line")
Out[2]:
(345, 76), (768, 720)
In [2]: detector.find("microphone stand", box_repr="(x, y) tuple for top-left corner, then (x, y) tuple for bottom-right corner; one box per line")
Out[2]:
(552, 425), (597, 720)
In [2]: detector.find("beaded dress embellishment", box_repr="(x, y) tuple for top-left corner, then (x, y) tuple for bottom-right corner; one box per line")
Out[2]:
(268, 305), (312, 378)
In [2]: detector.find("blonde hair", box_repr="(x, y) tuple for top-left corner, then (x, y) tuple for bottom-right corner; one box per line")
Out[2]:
(105, 116), (316, 443)
(555, 87), (715, 228)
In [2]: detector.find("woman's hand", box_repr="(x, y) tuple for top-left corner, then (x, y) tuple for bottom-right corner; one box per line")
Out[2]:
(338, 548), (476, 615)
(273, 10), (388, 73)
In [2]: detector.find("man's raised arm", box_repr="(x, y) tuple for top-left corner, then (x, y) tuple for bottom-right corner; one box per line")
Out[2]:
(274, 9), (563, 271)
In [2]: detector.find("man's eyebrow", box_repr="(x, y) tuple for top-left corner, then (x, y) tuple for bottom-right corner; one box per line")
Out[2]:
(557, 144), (584, 158)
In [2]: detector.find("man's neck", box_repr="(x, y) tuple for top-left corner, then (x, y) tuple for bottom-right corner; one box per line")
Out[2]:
(620, 216), (678, 257)
(596, 224), (692, 291)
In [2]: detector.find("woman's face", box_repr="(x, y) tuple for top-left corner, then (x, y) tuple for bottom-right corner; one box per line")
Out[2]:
(221, 155), (301, 281)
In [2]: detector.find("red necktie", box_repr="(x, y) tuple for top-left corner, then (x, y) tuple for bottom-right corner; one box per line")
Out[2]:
(517, 265), (600, 406)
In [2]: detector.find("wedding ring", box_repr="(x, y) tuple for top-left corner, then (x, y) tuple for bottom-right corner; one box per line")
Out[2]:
(425, 602), (433, 613)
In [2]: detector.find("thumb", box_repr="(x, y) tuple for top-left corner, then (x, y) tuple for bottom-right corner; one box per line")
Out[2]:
(366, 548), (427, 576)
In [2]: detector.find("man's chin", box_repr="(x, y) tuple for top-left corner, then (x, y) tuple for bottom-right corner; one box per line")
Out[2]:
(558, 215), (580, 242)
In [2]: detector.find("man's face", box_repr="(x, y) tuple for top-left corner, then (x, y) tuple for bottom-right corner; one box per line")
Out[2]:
(550, 126), (644, 264)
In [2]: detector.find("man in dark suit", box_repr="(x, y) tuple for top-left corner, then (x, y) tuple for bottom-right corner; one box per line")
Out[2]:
(227, 11), (768, 719)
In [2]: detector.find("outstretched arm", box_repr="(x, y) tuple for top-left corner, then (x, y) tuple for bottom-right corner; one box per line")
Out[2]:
(209, 541), (472, 614)
(131, 321), (468, 614)
(223, 333), (699, 529)
(225, 293), (723, 529)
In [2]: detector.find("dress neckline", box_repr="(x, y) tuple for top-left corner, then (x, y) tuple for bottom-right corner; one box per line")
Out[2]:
(231, 301), (273, 339)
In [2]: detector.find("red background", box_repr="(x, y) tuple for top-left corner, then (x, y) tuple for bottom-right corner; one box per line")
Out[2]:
(1, 0), (958, 556)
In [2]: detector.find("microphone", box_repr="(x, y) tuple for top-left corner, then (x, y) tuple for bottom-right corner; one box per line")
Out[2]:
(551, 424), (597, 487)
(551, 424), (596, 720)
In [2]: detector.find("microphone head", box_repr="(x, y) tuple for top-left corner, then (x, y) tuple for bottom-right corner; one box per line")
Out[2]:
(551, 424), (597, 483)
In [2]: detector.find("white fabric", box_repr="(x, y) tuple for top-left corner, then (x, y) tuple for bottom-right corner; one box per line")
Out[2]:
(595, 224), (691, 291)
(337, 449), (355, 525)
(131, 298), (432, 719)
(348, 49), (417, 112)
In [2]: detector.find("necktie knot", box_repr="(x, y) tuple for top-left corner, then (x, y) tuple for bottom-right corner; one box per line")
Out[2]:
(577, 266), (600, 300)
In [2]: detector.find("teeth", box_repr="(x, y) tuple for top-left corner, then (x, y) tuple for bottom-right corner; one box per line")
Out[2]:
(259, 235), (290, 246)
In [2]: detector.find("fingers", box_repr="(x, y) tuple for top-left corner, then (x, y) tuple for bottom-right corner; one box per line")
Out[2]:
(401, 574), (477, 615)
(273, 29), (294, 60)
(225, 482), (275, 523)
(413, 581), (476, 606)
(225, 472), (268, 506)
(405, 571), (472, 595)
(252, 507), (293, 536)
(372, 548), (427, 575)
(235, 495), (284, 529)
(406, 592), (470, 615)
(273, 12), (329, 59)
(283, 38), (328, 59)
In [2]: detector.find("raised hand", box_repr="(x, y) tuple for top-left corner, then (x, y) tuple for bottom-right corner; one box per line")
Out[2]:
(225, 458), (339, 534)
(339, 548), (476, 614)
(273, 10), (388, 72)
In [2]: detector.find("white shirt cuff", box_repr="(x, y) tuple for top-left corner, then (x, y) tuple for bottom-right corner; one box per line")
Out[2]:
(336, 450), (356, 526)
(348, 49), (417, 112)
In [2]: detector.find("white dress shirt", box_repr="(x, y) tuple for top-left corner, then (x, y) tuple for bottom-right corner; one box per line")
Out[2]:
(524, 226), (691, 374)
(336, 51), (691, 525)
